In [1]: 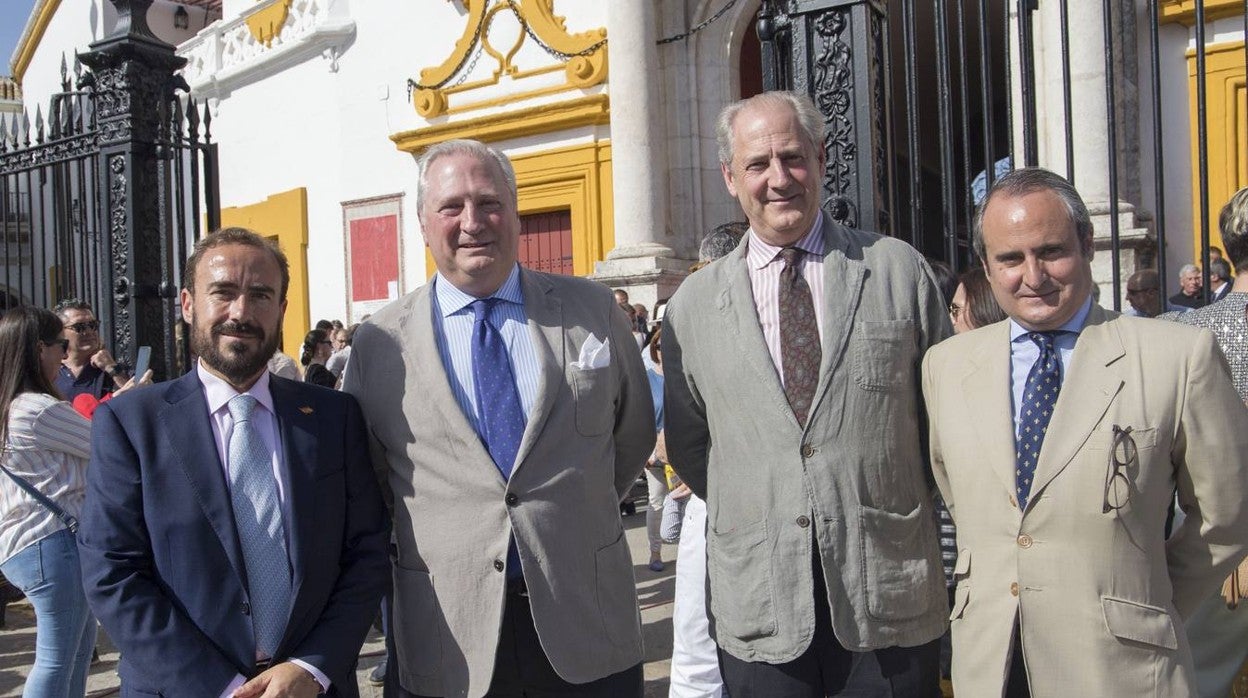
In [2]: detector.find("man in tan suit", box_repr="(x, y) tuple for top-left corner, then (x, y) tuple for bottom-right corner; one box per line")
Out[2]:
(922, 167), (1248, 696)
(345, 139), (654, 697)
(664, 91), (950, 697)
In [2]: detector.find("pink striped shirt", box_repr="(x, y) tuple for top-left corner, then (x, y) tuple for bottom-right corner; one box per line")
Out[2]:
(746, 212), (827, 385)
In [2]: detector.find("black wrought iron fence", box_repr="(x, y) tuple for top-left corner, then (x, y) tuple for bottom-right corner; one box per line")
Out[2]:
(759, 0), (1248, 310)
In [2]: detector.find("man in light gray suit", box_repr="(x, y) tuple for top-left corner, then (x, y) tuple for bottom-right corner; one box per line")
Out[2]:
(663, 91), (951, 697)
(345, 139), (655, 698)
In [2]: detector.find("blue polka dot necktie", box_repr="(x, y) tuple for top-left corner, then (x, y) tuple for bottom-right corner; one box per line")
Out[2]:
(1015, 331), (1062, 509)
(226, 394), (291, 658)
(470, 298), (526, 480)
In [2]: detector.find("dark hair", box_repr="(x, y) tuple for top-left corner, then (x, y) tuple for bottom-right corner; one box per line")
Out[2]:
(961, 266), (1006, 329)
(972, 167), (1093, 262)
(699, 222), (748, 262)
(184, 227), (290, 302)
(301, 329), (328, 367)
(0, 306), (65, 448)
(52, 298), (93, 321)
(648, 324), (663, 364)
(315, 319), (334, 332)
(927, 259), (958, 308)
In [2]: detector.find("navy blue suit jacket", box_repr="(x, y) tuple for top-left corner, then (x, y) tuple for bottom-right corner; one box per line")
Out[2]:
(78, 370), (390, 697)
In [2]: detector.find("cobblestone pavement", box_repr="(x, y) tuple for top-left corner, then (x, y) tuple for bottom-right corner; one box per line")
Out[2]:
(0, 504), (676, 697)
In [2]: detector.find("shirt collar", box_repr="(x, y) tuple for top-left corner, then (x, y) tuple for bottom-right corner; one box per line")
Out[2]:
(434, 264), (524, 318)
(1009, 294), (1094, 343)
(197, 359), (275, 417)
(746, 210), (827, 271)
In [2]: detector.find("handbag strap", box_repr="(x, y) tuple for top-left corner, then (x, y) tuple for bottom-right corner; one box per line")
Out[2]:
(0, 463), (78, 534)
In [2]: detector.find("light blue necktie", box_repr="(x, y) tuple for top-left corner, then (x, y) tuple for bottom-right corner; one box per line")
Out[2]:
(227, 394), (291, 657)
(1015, 332), (1062, 509)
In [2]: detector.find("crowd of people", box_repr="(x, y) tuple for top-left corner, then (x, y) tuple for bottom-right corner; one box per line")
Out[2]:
(0, 90), (1246, 698)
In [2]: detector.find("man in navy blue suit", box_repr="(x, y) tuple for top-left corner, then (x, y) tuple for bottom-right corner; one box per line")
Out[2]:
(78, 227), (389, 698)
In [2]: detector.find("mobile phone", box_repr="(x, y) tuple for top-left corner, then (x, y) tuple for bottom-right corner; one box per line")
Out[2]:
(133, 346), (152, 381)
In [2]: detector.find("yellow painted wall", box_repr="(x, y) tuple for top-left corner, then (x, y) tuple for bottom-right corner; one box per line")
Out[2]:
(219, 188), (310, 359)
(1187, 41), (1246, 263)
(423, 141), (614, 280)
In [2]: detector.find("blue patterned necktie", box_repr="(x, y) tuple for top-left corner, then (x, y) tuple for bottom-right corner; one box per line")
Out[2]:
(471, 298), (526, 480)
(226, 394), (291, 657)
(1015, 332), (1062, 509)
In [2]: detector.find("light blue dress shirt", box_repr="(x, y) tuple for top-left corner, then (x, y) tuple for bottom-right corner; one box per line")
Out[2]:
(1009, 295), (1093, 433)
(432, 265), (542, 436)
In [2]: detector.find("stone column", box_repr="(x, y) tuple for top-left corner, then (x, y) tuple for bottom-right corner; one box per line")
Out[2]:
(1030, 0), (1151, 308)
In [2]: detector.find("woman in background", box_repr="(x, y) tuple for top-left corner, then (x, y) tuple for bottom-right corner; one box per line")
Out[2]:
(0, 306), (97, 697)
(300, 328), (337, 388)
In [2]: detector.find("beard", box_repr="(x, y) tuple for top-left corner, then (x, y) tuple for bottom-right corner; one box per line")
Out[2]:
(190, 319), (278, 386)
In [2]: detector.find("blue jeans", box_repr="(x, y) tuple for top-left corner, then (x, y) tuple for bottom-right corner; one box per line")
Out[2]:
(1, 528), (97, 697)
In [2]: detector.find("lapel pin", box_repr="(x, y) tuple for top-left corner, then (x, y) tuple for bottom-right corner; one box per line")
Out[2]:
(299, 406), (314, 415)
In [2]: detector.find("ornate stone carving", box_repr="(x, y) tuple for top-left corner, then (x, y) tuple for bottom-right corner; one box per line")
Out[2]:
(812, 9), (856, 228)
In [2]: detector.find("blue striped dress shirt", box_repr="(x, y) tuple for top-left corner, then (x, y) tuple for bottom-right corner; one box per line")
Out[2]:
(433, 265), (542, 436)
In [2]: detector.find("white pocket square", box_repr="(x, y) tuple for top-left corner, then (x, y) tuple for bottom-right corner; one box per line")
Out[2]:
(573, 334), (610, 370)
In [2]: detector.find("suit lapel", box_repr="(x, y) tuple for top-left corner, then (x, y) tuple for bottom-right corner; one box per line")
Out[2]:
(959, 322), (1020, 496)
(718, 246), (793, 424)
(158, 372), (249, 592)
(513, 269), (562, 475)
(267, 377), (321, 650)
(1029, 306), (1124, 505)
(810, 223), (864, 424)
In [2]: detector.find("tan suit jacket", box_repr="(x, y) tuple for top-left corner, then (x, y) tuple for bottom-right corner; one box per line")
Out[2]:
(922, 304), (1248, 697)
(345, 268), (655, 698)
(663, 222), (952, 663)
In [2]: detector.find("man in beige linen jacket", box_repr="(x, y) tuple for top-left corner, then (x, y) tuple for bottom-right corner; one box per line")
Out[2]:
(922, 167), (1248, 697)
(345, 139), (654, 698)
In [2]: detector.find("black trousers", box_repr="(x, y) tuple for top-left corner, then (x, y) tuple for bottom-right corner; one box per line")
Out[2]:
(386, 583), (643, 698)
(717, 556), (941, 698)
(1004, 625), (1031, 698)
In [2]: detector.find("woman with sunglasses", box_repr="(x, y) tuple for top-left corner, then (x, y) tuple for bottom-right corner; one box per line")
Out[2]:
(301, 328), (338, 389)
(0, 306), (97, 696)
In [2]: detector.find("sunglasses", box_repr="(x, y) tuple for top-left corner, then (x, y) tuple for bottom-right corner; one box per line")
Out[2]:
(44, 338), (70, 353)
(65, 320), (100, 333)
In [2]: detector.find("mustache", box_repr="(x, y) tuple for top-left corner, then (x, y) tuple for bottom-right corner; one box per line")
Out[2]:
(211, 322), (263, 339)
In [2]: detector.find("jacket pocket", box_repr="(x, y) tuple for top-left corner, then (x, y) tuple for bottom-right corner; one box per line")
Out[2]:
(949, 549), (971, 621)
(391, 565), (443, 678)
(1101, 595), (1178, 650)
(594, 529), (641, 650)
(860, 502), (936, 620)
(851, 320), (916, 392)
(571, 366), (612, 436)
(708, 520), (777, 641)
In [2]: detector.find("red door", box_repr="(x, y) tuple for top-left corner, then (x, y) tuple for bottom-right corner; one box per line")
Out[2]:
(519, 210), (574, 275)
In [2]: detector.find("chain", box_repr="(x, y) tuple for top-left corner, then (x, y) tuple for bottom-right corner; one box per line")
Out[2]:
(407, 3), (488, 92)
(511, 0), (608, 59)
(657, 0), (739, 44)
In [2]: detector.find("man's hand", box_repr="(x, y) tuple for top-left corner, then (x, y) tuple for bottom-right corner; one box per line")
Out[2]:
(232, 662), (321, 698)
(669, 483), (692, 500)
(111, 370), (154, 397)
(90, 348), (118, 375)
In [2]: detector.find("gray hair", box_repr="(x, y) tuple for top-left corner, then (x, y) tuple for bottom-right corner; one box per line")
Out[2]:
(699, 221), (748, 262)
(972, 167), (1093, 261)
(1219, 187), (1248, 270)
(715, 91), (825, 166)
(416, 139), (517, 218)
(1210, 258), (1232, 282)
(1178, 263), (1201, 278)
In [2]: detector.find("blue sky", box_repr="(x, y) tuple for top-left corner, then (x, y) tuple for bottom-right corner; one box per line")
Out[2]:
(2, 0), (40, 78)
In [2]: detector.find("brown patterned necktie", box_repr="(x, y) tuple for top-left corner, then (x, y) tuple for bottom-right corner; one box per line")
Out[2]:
(778, 247), (820, 426)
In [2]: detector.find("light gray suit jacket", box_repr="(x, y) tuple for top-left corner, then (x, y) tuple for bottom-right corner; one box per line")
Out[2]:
(922, 305), (1248, 697)
(345, 268), (655, 698)
(663, 221), (952, 663)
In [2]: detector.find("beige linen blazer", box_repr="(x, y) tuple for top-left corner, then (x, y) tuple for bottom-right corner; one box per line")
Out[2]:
(345, 268), (655, 698)
(922, 304), (1248, 697)
(663, 222), (953, 663)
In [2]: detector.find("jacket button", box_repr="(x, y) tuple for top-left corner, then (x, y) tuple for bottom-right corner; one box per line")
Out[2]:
(1017, 534), (1033, 548)
(1010, 582), (1019, 596)
(493, 559), (505, 572)
(241, 602), (251, 616)
(801, 444), (815, 458)
(796, 515), (811, 528)
(505, 493), (518, 506)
